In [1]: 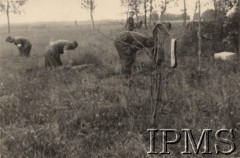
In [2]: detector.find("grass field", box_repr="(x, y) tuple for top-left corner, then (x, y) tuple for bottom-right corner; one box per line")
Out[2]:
(0, 21), (240, 157)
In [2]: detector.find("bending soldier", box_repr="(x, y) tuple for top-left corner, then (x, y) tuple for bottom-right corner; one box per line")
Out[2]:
(5, 36), (32, 57)
(44, 40), (78, 68)
(125, 11), (135, 31)
(114, 31), (155, 76)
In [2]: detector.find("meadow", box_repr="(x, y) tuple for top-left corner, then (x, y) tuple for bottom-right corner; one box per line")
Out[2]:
(0, 21), (239, 157)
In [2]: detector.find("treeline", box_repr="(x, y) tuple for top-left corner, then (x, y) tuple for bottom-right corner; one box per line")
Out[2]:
(138, 12), (190, 22)
(120, 0), (190, 28)
(162, 13), (191, 21)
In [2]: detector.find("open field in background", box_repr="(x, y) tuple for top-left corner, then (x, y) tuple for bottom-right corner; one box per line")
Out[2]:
(0, 21), (240, 157)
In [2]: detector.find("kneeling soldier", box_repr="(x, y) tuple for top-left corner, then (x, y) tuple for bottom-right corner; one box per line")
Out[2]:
(5, 36), (32, 57)
(114, 31), (155, 75)
(44, 40), (78, 68)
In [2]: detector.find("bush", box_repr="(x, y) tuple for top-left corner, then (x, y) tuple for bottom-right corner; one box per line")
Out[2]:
(179, 20), (232, 57)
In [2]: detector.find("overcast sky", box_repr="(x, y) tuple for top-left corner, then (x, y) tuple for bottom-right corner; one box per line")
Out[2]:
(0, 0), (213, 24)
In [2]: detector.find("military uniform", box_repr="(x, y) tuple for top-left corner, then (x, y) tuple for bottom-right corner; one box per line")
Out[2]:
(44, 40), (78, 68)
(126, 17), (135, 31)
(5, 36), (32, 57)
(114, 31), (154, 75)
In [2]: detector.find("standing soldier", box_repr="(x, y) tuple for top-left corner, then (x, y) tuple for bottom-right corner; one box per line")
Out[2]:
(125, 11), (135, 31)
(5, 36), (32, 57)
(114, 31), (155, 76)
(44, 40), (78, 68)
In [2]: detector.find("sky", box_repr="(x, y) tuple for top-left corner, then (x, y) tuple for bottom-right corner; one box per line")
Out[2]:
(0, 0), (214, 24)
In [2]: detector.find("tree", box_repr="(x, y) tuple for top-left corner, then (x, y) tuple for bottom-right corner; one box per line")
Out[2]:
(197, 0), (202, 70)
(130, 0), (142, 22)
(160, 0), (167, 21)
(217, 0), (240, 53)
(238, 0), (240, 54)
(192, 0), (198, 21)
(0, 0), (27, 33)
(120, 0), (131, 20)
(209, 0), (227, 20)
(202, 9), (216, 20)
(212, 0), (218, 20)
(121, 0), (142, 22)
(149, 0), (153, 26)
(143, 0), (148, 28)
(157, 0), (176, 22)
(226, 0), (240, 53)
(183, 0), (187, 29)
(81, 0), (96, 29)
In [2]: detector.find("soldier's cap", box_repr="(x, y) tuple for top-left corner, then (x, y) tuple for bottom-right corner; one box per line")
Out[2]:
(129, 11), (135, 14)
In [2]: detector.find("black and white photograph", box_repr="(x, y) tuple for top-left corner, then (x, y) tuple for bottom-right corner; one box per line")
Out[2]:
(0, 0), (240, 157)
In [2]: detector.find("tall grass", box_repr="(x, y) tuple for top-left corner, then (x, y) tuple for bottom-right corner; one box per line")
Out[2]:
(0, 23), (239, 157)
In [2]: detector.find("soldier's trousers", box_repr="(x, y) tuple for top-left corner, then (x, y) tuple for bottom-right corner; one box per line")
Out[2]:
(114, 40), (137, 75)
(19, 44), (32, 57)
(44, 52), (62, 68)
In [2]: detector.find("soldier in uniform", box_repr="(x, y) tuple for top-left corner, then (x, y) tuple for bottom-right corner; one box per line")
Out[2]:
(125, 11), (135, 31)
(5, 36), (32, 57)
(44, 40), (78, 68)
(114, 23), (177, 76)
(114, 31), (155, 76)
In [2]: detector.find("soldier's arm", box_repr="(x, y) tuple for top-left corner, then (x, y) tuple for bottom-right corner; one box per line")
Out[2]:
(129, 33), (147, 49)
(62, 43), (74, 65)
(131, 41), (142, 51)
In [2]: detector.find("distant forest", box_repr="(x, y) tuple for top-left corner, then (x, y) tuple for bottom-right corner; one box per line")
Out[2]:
(139, 12), (191, 22)
(163, 13), (191, 21)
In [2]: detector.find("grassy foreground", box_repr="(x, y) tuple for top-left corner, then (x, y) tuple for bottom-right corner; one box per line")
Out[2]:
(0, 22), (239, 157)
